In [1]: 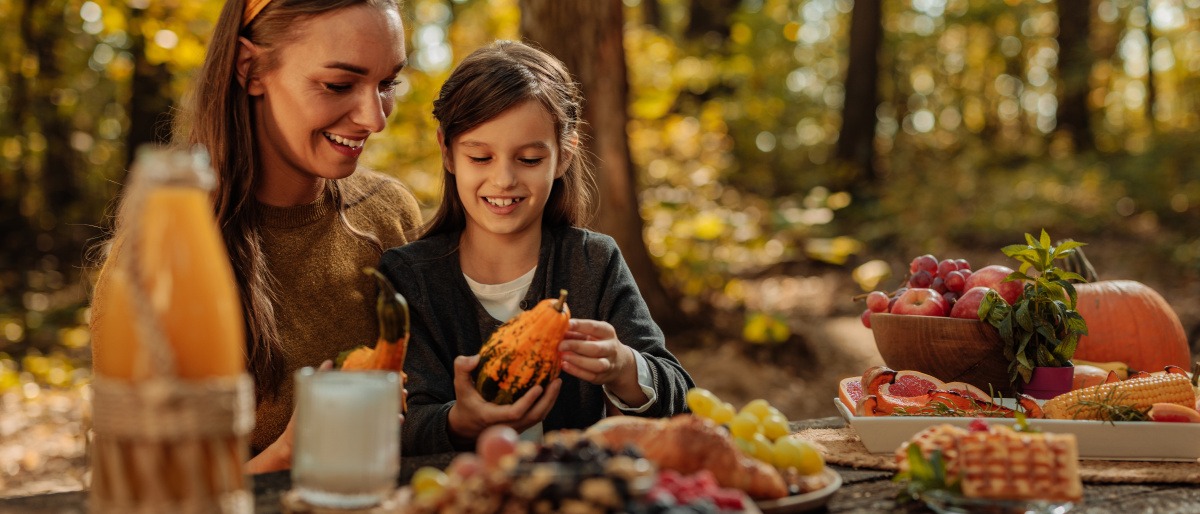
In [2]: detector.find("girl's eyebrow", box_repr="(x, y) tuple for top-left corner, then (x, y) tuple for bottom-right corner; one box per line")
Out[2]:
(459, 140), (551, 150)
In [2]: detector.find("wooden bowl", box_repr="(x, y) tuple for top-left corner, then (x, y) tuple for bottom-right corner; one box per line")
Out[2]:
(869, 313), (1012, 395)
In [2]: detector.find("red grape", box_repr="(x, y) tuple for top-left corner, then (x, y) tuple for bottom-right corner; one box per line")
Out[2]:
(937, 259), (957, 278)
(954, 259), (971, 271)
(931, 276), (947, 294)
(942, 291), (959, 305)
(909, 270), (933, 288)
(866, 291), (890, 313)
(860, 309), (872, 328)
(477, 425), (519, 469)
(944, 270), (966, 292)
(910, 254), (938, 275)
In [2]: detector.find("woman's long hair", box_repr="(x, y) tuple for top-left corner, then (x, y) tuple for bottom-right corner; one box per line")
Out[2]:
(173, 0), (399, 399)
(422, 40), (596, 239)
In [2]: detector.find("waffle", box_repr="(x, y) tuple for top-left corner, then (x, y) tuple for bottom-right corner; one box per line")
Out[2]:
(896, 424), (1083, 503)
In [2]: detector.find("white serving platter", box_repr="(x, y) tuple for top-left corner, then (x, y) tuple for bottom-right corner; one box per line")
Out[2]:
(834, 398), (1200, 461)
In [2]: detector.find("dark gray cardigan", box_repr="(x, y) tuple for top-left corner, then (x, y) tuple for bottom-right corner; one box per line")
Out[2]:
(379, 226), (694, 456)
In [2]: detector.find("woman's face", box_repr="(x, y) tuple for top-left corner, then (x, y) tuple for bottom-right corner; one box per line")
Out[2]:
(448, 100), (565, 244)
(247, 5), (406, 205)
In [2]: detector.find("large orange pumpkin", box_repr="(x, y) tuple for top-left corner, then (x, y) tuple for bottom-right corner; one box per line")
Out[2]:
(1065, 244), (1191, 371)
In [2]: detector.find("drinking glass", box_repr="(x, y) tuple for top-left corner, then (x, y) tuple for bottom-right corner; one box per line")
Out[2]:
(291, 368), (400, 509)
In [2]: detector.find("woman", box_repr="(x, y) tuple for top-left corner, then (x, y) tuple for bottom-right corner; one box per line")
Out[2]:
(92, 0), (420, 473)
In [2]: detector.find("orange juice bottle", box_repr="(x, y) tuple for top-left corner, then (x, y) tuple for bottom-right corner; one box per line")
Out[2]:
(89, 146), (250, 511)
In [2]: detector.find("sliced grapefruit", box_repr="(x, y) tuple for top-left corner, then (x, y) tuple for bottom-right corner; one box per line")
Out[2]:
(885, 370), (945, 396)
(1148, 403), (1200, 423)
(838, 376), (865, 412)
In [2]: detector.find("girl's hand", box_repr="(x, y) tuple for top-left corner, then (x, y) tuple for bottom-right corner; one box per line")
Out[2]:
(559, 319), (648, 406)
(447, 354), (561, 445)
(245, 359), (336, 474)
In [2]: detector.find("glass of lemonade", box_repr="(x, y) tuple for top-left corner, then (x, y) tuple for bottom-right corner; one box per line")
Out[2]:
(291, 368), (400, 508)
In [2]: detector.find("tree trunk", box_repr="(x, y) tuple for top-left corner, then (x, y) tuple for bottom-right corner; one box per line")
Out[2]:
(519, 0), (691, 332)
(126, 9), (176, 168)
(835, 0), (882, 184)
(1055, 0), (1094, 151)
(1143, 0), (1156, 130)
(685, 0), (740, 43)
(642, 0), (663, 31)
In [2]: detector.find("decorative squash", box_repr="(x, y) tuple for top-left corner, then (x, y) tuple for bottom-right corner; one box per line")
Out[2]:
(474, 290), (571, 405)
(340, 267), (410, 409)
(1063, 244), (1191, 372)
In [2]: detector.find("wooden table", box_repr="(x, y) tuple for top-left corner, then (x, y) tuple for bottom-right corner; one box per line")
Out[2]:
(3, 417), (1199, 513)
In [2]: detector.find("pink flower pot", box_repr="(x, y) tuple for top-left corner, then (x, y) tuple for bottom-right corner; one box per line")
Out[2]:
(1022, 366), (1075, 400)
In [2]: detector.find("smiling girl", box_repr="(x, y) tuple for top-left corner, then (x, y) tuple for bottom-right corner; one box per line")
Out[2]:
(92, 0), (420, 473)
(379, 40), (693, 455)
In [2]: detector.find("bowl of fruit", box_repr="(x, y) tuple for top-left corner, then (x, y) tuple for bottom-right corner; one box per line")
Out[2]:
(860, 254), (1020, 394)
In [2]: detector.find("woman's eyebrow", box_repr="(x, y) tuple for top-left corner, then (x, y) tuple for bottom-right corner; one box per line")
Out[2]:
(320, 61), (408, 75)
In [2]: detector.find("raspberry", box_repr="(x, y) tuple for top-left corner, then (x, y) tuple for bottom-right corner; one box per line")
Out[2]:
(968, 418), (989, 433)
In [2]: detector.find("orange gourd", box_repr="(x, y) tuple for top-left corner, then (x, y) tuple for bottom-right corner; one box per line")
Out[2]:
(339, 268), (410, 409)
(474, 290), (570, 405)
(1064, 244), (1191, 372)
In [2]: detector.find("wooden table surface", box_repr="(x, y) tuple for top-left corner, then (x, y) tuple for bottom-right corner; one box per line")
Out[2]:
(3, 417), (1199, 513)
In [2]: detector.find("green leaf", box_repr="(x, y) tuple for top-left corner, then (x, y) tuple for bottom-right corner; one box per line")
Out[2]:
(1039, 229), (1051, 249)
(1015, 302), (1033, 331)
(1018, 364), (1033, 384)
(1055, 240), (1085, 253)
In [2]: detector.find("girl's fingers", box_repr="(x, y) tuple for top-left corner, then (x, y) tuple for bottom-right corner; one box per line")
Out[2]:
(562, 353), (611, 376)
(559, 339), (611, 358)
(525, 379), (561, 422)
(568, 319), (616, 338)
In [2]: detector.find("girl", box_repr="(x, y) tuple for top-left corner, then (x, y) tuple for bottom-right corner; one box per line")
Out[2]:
(91, 0), (420, 472)
(379, 40), (694, 455)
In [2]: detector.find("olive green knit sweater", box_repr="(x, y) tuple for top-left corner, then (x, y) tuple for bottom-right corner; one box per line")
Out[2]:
(251, 170), (420, 453)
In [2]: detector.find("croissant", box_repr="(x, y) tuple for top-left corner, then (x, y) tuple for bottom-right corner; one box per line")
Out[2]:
(585, 415), (788, 500)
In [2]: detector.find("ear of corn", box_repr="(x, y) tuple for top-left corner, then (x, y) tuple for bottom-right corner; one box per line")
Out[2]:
(1042, 373), (1196, 420)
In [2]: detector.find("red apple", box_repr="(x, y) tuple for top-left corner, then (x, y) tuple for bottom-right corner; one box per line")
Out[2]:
(890, 288), (949, 317)
(949, 286), (990, 319)
(964, 265), (1023, 305)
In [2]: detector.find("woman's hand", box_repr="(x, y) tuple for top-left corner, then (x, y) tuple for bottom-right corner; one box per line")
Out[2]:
(244, 359), (337, 474)
(559, 319), (648, 407)
(446, 354), (560, 445)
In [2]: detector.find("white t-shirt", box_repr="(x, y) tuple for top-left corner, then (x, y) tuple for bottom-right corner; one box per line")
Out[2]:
(464, 268), (658, 442)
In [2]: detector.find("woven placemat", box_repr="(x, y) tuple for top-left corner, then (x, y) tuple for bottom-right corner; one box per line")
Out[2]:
(796, 426), (1200, 484)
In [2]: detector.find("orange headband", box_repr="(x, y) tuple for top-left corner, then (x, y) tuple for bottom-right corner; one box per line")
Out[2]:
(243, 0), (271, 27)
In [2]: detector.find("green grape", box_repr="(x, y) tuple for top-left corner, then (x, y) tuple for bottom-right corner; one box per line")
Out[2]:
(709, 401), (736, 424)
(411, 466), (449, 496)
(728, 412), (761, 439)
(761, 413), (790, 441)
(740, 398), (774, 421)
(773, 437), (824, 475)
(749, 432), (774, 463)
(767, 406), (785, 420)
(771, 437), (800, 470)
(686, 388), (719, 419)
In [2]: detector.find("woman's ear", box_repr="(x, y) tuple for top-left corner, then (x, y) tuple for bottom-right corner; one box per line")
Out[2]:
(437, 128), (454, 174)
(236, 37), (264, 95)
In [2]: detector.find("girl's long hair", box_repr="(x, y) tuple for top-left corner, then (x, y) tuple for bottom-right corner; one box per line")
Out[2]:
(422, 40), (596, 239)
(172, 0), (398, 399)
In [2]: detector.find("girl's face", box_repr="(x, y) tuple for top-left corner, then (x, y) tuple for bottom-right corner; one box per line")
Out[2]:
(447, 100), (566, 243)
(245, 5), (406, 205)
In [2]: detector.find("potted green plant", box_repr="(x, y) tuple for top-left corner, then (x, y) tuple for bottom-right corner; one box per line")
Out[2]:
(978, 230), (1089, 399)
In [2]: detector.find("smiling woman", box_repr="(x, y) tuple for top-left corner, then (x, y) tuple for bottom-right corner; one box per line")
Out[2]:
(90, 0), (422, 476)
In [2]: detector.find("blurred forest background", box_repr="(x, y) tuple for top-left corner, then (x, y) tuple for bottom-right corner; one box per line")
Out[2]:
(2, 0), (1200, 496)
